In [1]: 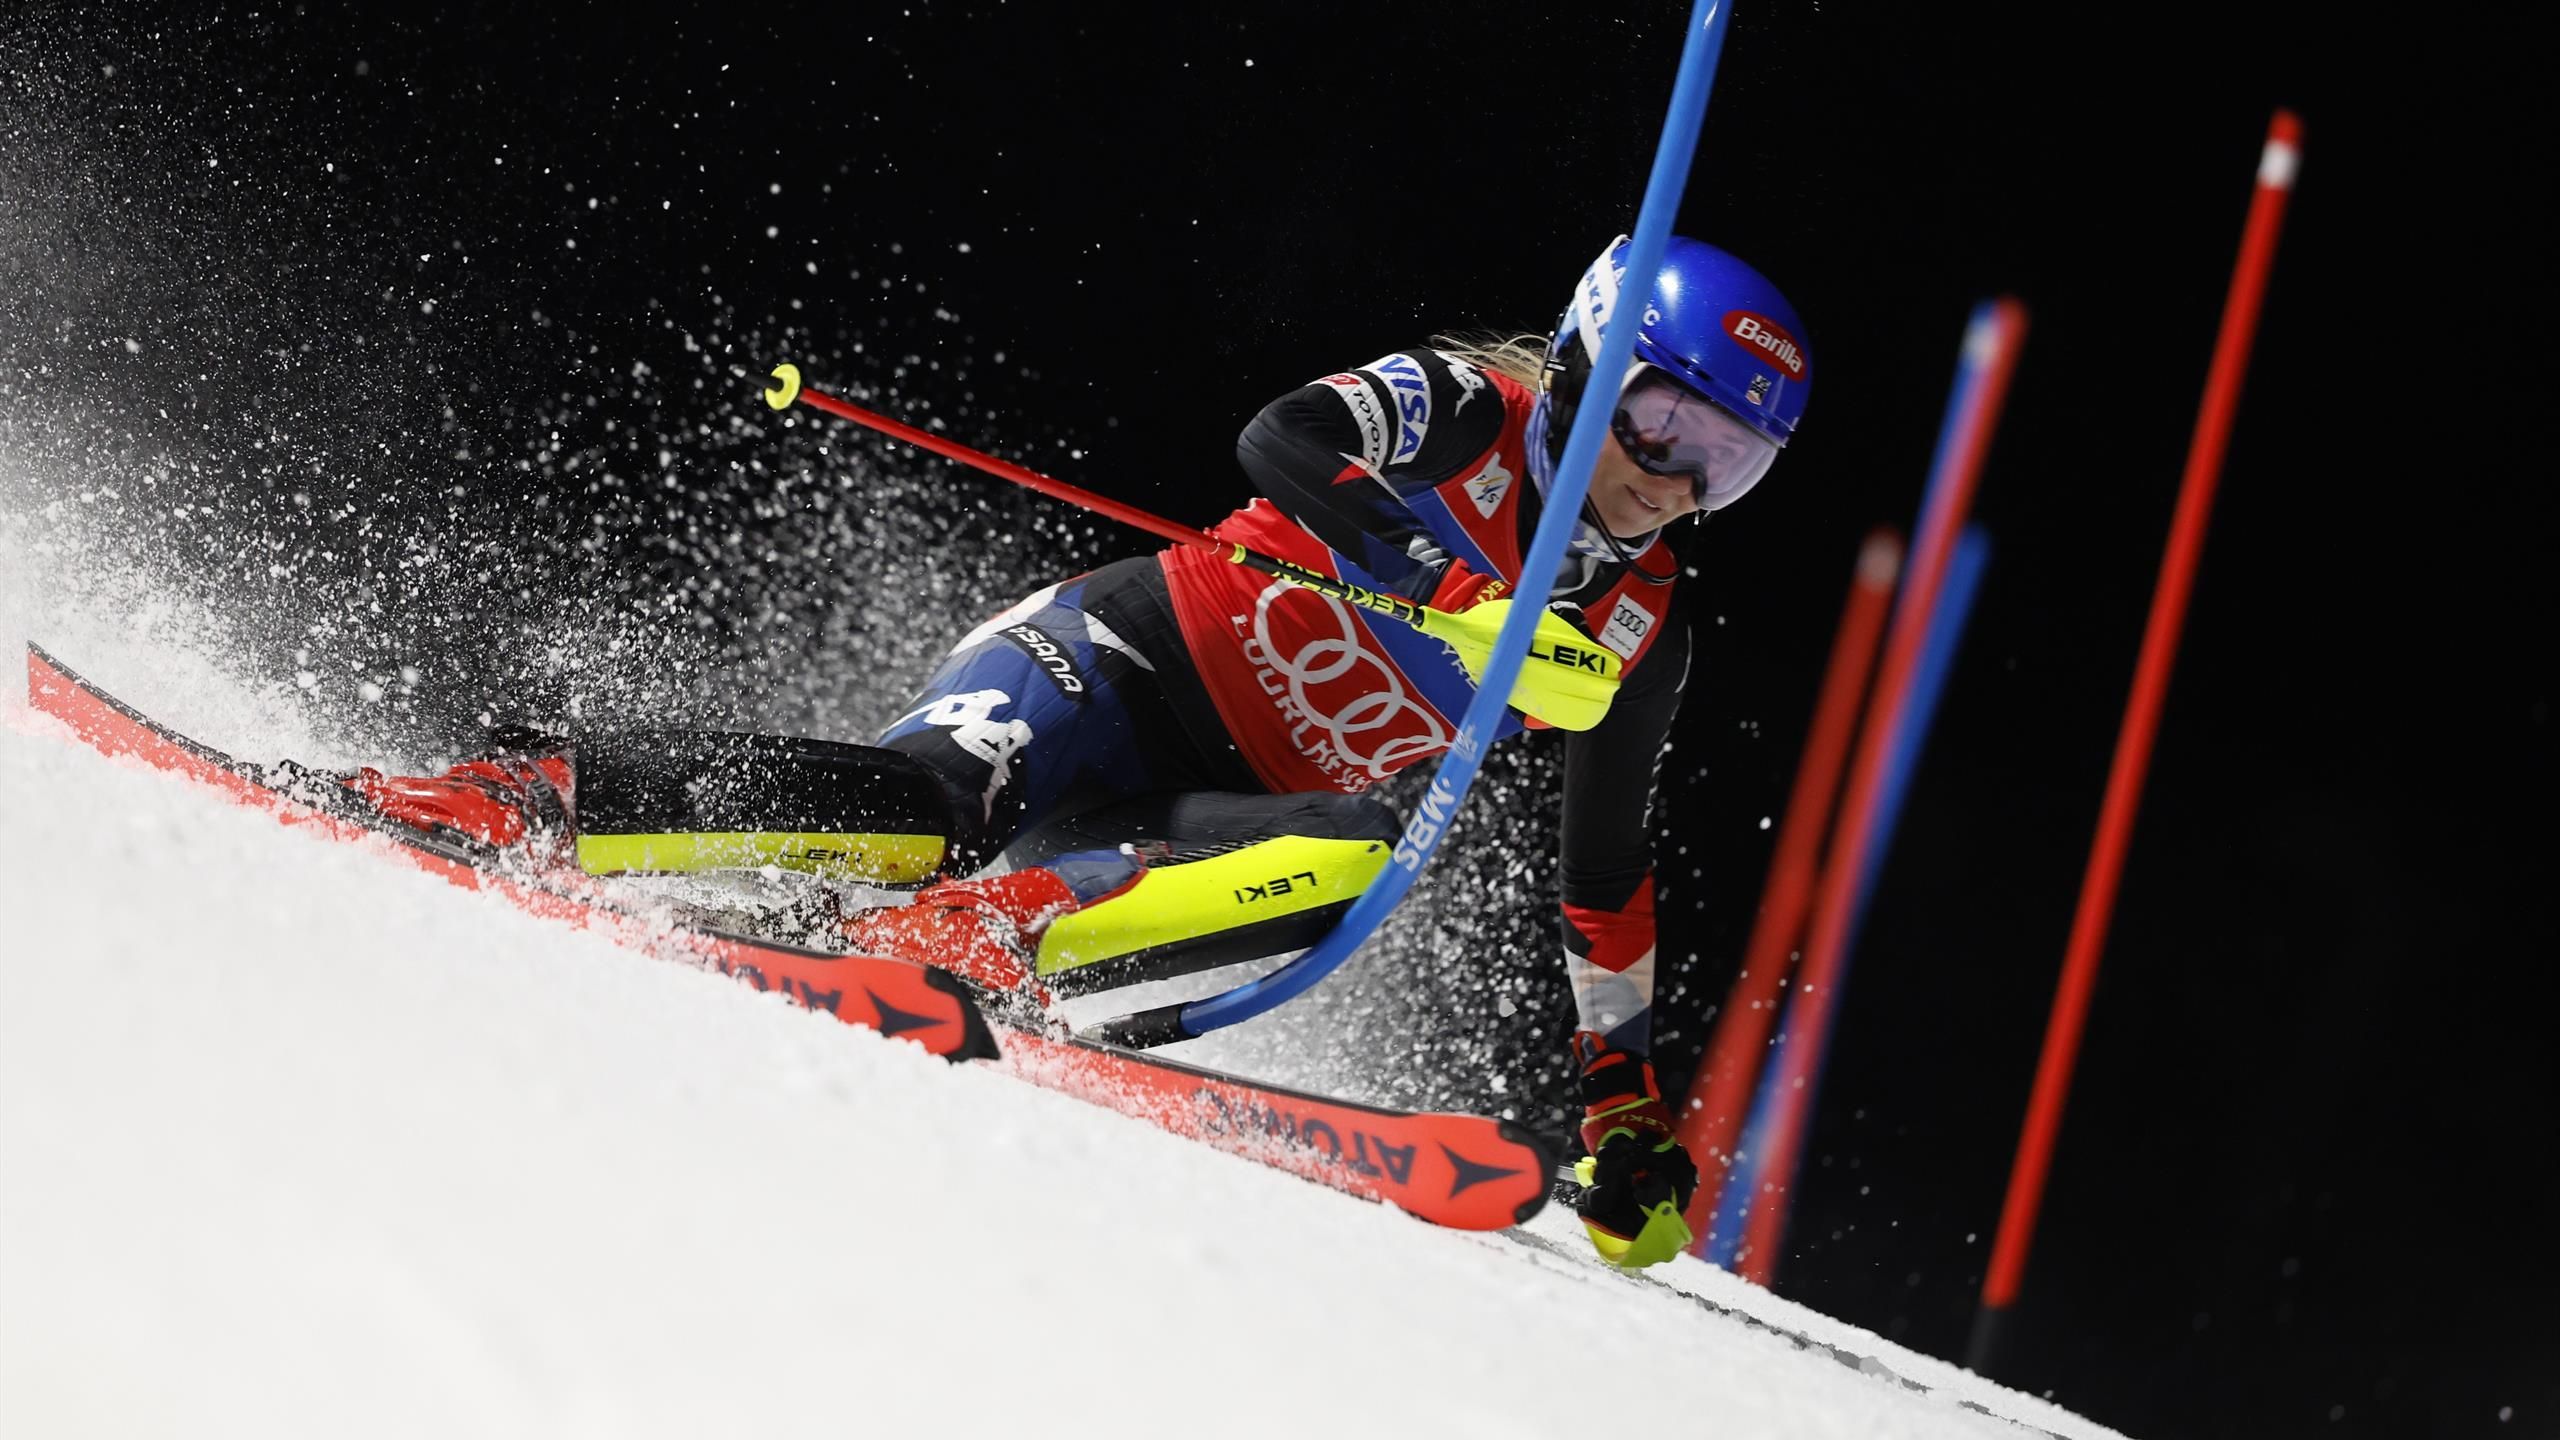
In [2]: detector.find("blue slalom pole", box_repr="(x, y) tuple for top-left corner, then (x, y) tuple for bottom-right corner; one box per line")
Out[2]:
(1705, 1026), (1787, 1267)
(1709, 525), (1991, 1269)
(1863, 526), (1990, 903)
(1146, 0), (1742, 1043)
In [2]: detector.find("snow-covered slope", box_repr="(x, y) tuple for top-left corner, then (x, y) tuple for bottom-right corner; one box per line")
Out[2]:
(0, 652), (2126, 1440)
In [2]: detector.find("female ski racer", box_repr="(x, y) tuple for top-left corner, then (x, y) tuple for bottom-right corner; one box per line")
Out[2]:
(347, 235), (1813, 1267)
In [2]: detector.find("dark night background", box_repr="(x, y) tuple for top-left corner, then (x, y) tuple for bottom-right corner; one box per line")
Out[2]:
(3, 4), (2552, 1436)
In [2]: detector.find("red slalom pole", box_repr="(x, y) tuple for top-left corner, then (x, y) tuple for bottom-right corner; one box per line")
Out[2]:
(1739, 296), (2029, 1285)
(1971, 109), (2303, 1363)
(1675, 528), (1900, 1252)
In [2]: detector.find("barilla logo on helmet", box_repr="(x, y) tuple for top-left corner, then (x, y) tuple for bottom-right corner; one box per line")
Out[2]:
(1724, 310), (1807, 380)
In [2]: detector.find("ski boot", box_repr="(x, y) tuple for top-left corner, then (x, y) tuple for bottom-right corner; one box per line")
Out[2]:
(839, 866), (1095, 1023)
(838, 823), (1395, 1024)
(332, 734), (577, 867)
(1571, 1029), (1700, 1270)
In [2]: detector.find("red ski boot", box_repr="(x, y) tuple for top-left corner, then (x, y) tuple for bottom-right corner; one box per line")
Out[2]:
(839, 868), (1084, 1010)
(342, 753), (577, 865)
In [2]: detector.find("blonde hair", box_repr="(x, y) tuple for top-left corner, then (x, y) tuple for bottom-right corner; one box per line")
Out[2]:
(1426, 329), (1550, 391)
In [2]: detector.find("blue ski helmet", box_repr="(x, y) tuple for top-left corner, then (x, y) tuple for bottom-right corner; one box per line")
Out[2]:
(1525, 235), (1813, 519)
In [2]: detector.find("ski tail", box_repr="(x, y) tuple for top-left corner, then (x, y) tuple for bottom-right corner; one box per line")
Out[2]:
(23, 643), (997, 1063)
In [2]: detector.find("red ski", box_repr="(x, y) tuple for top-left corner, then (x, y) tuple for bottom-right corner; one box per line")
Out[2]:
(1001, 1030), (1551, 1230)
(25, 641), (1553, 1230)
(23, 643), (997, 1063)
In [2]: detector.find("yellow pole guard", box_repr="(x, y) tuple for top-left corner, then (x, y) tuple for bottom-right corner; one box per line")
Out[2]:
(1034, 834), (1390, 977)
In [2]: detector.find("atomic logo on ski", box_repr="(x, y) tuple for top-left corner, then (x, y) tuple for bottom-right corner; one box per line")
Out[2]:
(864, 988), (948, 1040)
(21, 643), (1001, 1065)
(1197, 1088), (1420, 1185)
(28, 639), (1544, 1226)
(1441, 1143), (1524, 1199)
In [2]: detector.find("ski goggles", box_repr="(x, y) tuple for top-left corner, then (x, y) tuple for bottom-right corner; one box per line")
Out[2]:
(1609, 368), (1779, 512)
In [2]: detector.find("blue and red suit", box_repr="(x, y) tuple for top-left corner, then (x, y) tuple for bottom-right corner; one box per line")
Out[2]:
(881, 348), (1689, 1054)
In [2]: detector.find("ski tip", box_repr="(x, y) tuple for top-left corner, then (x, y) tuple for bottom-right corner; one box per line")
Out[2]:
(763, 362), (803, 411)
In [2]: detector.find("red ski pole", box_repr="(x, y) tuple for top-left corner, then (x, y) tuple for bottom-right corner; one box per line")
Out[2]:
(764, 363), (1210, 553)
(758, 363), (1624, 731)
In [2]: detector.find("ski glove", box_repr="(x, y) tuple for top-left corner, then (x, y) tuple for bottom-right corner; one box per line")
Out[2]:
(1424, 557), (1505, 613)
(1571, 1029), (1699, 1269)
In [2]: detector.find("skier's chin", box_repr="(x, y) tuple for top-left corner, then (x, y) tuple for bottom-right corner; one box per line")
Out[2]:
(1600, 502), (1666, 544)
